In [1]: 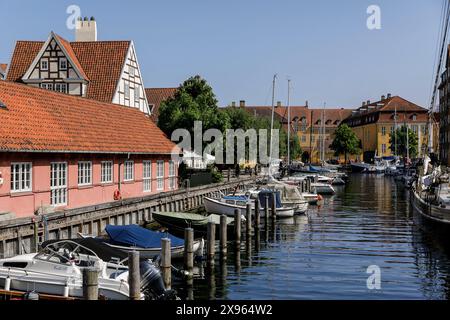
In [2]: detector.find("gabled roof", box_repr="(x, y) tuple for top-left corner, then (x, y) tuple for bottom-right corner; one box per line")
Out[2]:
(310, 108), (354, 127)
(0, 81), (177, 154)
(6, 34), (131, 103)
(145, 87), (178, 121)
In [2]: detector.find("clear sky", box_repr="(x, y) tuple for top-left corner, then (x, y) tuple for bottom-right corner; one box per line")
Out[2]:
(0, 0), (443, 109)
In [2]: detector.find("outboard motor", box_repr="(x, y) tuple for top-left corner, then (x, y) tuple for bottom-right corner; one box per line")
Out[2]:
(139, 260), (177, 300)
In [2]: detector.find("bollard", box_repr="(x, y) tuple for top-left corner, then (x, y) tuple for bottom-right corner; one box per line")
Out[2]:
(207, 222), (216, 263)
(128, 250), (141, 300)
(234, 209), (241, 246)
(161, 238), (172, 290)
(271, 192), (277, 219)
(220, 215), (227, 256)
(184, 228), (194, 277)
(255, 199), (260, 230)
(83, 268), (99, 300)
(307, 179), (311, 192)
(246, 204), (252, 236)
(264, 195), (269, 225)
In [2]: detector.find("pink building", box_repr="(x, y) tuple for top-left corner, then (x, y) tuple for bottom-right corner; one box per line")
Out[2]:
(0, 81), (179, 220)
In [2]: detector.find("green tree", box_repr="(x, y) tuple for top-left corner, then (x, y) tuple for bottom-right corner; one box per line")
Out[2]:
(389, 125), (418, 158)
(330, 124), (361, 163)
(158, 75), (230, 137)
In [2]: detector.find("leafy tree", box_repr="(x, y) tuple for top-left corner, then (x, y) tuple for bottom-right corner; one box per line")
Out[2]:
(389, 125), (418, 158)
(330, 124), (361, 163)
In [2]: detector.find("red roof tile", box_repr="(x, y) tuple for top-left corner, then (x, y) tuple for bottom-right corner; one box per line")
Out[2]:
(0, 81), (178, 154)
(6, 37), (130, 103)
(54, 33), (89, 81)
(145, 88), (178, 121)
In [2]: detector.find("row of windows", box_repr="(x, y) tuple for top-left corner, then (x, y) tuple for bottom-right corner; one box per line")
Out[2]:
(41, 83), (67, 93)
(40, 58), (67, 71)
(380, 125), (425, 136)
(10, 160), (177, 206)
(124, 82), (141, 103)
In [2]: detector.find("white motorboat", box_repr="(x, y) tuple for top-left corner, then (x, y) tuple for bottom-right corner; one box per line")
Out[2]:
(311, 183), (335, 195)
(0, 240), (151, 300)
(302, 192), (320, 205)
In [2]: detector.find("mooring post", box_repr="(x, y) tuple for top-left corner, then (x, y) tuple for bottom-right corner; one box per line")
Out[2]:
(246, 204), (252, 236)
(161, 238), (172, 290)
(220, 215), (227, 257)
(271, 192), (277, 219)
(184, 227), (194, 278)
(207, 222), (216, 263)
(264, 195), (269, 226)
(83, 268), (99, 300)
(254, 198), (260, 230)
(128, 250), (141, 300)
(234, 209), (241, 246)
(307, 179), (311, 192)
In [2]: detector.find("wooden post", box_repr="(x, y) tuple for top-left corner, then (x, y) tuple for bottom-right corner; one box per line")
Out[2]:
(254, 198), (260, 230)
(271, 192), (277, 219)
(161, 238), (172, 290)
(207, 222), (216, 263)
(234, 209), (241, 246)
(264, 195), (269, 226)
(307, 179), (311, 192)
(220, 215), (227, 256)
(83, 268), (99, 300)
(184, 228), (194, 277)
(246, 204), (252, 236)
(128, 251), (141, 300)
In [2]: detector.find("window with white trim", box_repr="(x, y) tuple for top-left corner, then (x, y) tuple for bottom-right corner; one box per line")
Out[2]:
(51, 162), (67, 206)
(59, 58), (67, 70)
(129, 65), (135, 77)
(10, 163), (32, 193)
(124, 83), (130, 99)
(78, 161), (92, 186)
(55, 83), (67, 93)
(101, 161), (113, 184)
(124, 160), (134, 181)
(41, 83), (53, 90)
(157, 161), (164, 191)
(169, 161), (176, 190)
(143, 161), (152, 192)
(135, 86), (140, 103)
(41, 60), (48, 70)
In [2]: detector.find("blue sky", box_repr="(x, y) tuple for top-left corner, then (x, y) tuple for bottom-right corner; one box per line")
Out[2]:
(0, 0), (443, 109)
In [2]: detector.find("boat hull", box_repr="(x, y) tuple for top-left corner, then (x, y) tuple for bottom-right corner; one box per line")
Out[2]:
(203, 197), (295, 217)
(410, 188), (450, 225)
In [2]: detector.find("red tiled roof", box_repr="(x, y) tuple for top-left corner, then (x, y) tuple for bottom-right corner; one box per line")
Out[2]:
(6, 36), (130, 103)
(310, 108), (354, 127)
(145, 88), (178, 121)
(0, 81), (178, 154)
(347, 96), (427, 119)
(54, 33), (89, 81)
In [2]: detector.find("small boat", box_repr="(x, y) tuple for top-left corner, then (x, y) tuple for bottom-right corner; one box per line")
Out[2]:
(83, 225), (203, 260)
(0, 239), (160, 300)
(350, 163), (370, 173)
(302, 192), (320, 205)
(264, 183), (309, 214)
(257, 190), (296, 217)
(311, 183), (335, 195)
(331, 177), (346, 185)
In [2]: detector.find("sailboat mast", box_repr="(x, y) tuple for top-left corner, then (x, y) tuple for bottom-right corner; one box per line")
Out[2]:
(287, 79), (291, 166)
(269, 74), (277, 170)
(394, 103), (397, 157)
(321, 102), (326, 164)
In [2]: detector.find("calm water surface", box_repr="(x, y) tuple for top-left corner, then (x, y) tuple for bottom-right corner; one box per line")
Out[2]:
(176, 175), (450, 300)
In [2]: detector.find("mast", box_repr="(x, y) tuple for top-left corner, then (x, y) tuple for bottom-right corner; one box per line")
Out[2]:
(321, 102), (326, 164)
(269, 74), (277, 173)
(394, 103), (397, 157)
(287, 79), (291, 166)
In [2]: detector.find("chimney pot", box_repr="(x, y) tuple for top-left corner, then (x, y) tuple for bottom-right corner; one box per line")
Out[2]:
(231, 101), (236, 107)
(381, 95), (386, 100)
(387, 93), (391, 99)
(362, 101), (366, 106)
(367, 100), (370, 105)
(305, 100), (309, 107)
(239, 100), (245, 108)
(276, 101), (282, 108)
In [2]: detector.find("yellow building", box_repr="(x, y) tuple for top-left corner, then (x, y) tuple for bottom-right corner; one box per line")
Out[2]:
(343, 94), (430, 162)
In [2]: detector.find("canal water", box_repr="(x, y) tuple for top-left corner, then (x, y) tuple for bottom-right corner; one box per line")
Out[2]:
(176, 174), (450, 300)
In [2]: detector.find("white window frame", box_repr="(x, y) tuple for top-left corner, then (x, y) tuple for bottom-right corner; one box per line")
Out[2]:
(101, 161), (113, 184)
(135, 86), (140, 103)
(78, 161), (92, 186)
(157, 161), (164, 191)
(143, 161), (152, 192)
(59, 58), (67, 70)
(10, 162), (32, 193)
(41, 83), (53, 90)
(40, 60), (48, 70)
(50, 162), (67, 206)
(129, 65), (135, 77)
(55, 83), (67, 93)
(169, 161), (176, 190)
(124, 160), (134, 181)
(124, 82), (130, 100)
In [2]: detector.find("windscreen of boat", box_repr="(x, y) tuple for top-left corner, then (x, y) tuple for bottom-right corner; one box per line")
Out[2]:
(37, 240), (101, 266)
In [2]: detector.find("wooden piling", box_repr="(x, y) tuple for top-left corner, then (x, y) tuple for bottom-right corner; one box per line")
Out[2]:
(254, 198), (260, 229)
(219, 215), (227, 256)
(128, 250), (141, 300)
(246, 204), (252, 236)
(207, 222), (216, 263)
(83, 268), (99, 300)
(271, 192), (277, 219)
(184, 228), (194, 277)
(161, 238), (172, 289)
(234, 209), (241, 246)
(264, 195), (269, 225)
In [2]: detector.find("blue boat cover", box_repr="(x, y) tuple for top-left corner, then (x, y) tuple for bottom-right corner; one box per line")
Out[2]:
(105, 224), (184, 248)
(258, 190), (282, 208)
(223, 195), (248, 201)
(309, 165), (331, 173)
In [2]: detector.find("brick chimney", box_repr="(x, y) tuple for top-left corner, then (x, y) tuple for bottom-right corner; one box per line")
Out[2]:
(76, 17), (97, 42)
(231, 101), (236, 107)
(239, 100), (245, 108)
(381, 95), (386, 100)
(387, 93), (391, 99)
(276, 101), (281, 108)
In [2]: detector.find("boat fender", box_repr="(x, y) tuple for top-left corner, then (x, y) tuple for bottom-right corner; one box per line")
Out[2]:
(24, 291), (39, 300)
(4, 276), (11, 291)
(318, 195), (323, 201)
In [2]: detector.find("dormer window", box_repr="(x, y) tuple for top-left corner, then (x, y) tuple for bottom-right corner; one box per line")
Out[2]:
(412, 114), (417, 121)
(41, 60), (48, 70)
(59, 58), (67, 70)
(326, 120), (332, 125)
